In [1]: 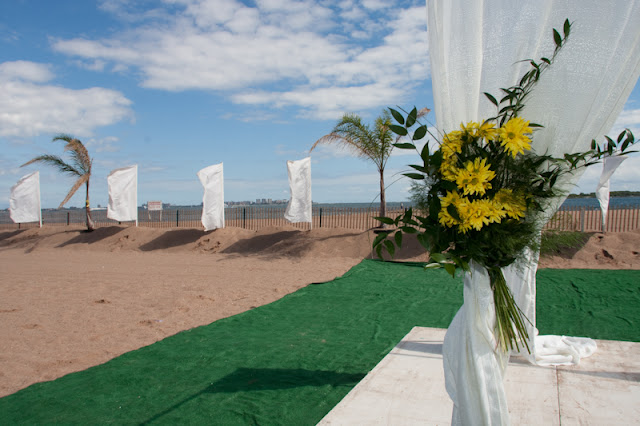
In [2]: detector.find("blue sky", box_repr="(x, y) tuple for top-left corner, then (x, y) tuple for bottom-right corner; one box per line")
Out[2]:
(1, 0), (639, 209)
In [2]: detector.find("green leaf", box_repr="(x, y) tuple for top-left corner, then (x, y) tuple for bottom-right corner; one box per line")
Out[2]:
(416, 233), (430, 250)
(412, 125), (427, 141)
(394, 231), (403, 247)
(406, 107), (418, 128)
(372, 231), (390, 247)
(384, 240), (396, 258)
(389, 124), (408, 136)
(563, 19), (571, 37)
(591, 139), (597, 150)
(621, 132), (632, 151)
(447, 204), (460, 221)
(553, 29), (562, 47)
(430, 253), (448, 263)
(424, 263), (442, 270)
(540, 57), (551, 64)
(484, 92), (498, 107)
(374, 216), (395, 225)
(444, 263), (456, 277)
(420, 143), (430, 162)
(409, 164), (428, 173)
(402, 207), (413, 222)
(393, 142), (416, 149)
(389, 108), (404, 125)
(375, 244), (383, 259)
(403, 173), (425, 180)
(400, 226), (418, 234)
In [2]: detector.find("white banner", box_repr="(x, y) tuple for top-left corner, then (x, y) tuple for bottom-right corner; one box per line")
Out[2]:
(284, 157), (312, 224)
(107, 165), (138, 223)
(197, 163), (225, 231)
(9, 171), (41, 225)
(596, 155), (627, 232)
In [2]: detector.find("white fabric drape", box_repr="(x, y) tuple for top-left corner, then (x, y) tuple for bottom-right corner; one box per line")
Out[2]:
(107, 165), (138, 224)
(284, 157), (312, 224)
(197, 163), (225, 231)
(9, 171), (41, 225)
(596, 156), (627, 232)
(428, 0), (640, 424)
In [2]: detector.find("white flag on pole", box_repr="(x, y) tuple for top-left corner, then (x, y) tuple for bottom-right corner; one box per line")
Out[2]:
(9, 171), (41, 225)
(284, 157), (312, 224)
(107, 165), (138, 223)
(197, 163), (224, 231)
(595, 155), (627, 232)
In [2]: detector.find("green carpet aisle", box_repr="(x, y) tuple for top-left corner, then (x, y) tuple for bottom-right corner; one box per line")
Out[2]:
(0, 260), (638, 424)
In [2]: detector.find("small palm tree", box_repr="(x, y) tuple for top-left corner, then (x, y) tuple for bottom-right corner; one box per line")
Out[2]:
(311, 111), (396, 220)
(22, 135), (95, 231)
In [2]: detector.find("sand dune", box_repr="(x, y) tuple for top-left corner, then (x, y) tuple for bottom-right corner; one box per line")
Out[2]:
(0, 225), (638, 397)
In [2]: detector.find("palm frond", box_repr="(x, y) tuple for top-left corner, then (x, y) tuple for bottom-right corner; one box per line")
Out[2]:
(54, 135), (91, 174)
(309, 133), (371, 160)
(58, 174), (89, 208)
(310, 112), (397, 172)
(21, 155), (81, 176)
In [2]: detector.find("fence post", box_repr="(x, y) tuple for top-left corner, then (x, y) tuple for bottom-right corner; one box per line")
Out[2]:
(67, 211), (70, 226)
(243, 207), (246, 229)
(319, 208), (323, 228)
(580, 207), (585, 233)
(176, 210), (180, 227)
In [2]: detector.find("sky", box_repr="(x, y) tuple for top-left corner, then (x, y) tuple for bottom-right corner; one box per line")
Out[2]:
(1, 0), (639, 209)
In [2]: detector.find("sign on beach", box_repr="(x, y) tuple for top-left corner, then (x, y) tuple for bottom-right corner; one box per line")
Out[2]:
(147, 201), (162, 211)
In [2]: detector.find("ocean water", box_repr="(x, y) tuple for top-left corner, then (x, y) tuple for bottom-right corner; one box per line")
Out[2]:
(561, 196), (640, 209)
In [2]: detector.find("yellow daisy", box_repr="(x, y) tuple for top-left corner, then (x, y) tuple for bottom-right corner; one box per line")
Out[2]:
(460, 121), (497, 140)
(441, 130), (463, 159)
(455, 157), (496, 196)
(498, 117), (532, 158)
(465, 199), (493, 232)
(494, 189), (527, 219)
(438, 191), (462, 228)
(440, 158), (459, 182)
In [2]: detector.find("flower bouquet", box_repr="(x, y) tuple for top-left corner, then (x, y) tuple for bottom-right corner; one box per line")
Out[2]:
(373, 19), (637, 352)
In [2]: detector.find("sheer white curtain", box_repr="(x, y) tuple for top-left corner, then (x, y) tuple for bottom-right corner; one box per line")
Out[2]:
(427, 0), (640, 424)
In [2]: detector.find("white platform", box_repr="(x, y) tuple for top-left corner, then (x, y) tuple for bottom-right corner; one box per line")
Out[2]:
(318, 327), (640, 425)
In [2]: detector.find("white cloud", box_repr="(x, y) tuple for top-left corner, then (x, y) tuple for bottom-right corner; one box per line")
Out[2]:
(52, 0), (429, 119)
(611, 108), (640, 136)
(0, 60), (54, 83)
(574, 154), (640, 194)
(0, 60), (134, 139)
(86, 136), (121, 153)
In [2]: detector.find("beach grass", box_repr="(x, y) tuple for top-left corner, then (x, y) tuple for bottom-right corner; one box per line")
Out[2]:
(540, 230), (592, 257)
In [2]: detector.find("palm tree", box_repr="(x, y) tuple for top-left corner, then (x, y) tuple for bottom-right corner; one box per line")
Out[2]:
(21, 135), (95, 231)
(311, 111), (396, 220)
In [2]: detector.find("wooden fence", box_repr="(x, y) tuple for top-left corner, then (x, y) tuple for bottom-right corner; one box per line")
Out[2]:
(2, 205), (639, 233)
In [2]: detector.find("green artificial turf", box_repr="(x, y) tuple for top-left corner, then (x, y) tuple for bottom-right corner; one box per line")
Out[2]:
(0, 260), (638, 424)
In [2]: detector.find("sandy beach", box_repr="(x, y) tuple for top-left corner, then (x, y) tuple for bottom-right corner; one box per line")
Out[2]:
(1, 225), (639, 398)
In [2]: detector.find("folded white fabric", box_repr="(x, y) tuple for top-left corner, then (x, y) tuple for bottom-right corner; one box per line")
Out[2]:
(534, 335), (598, 366)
